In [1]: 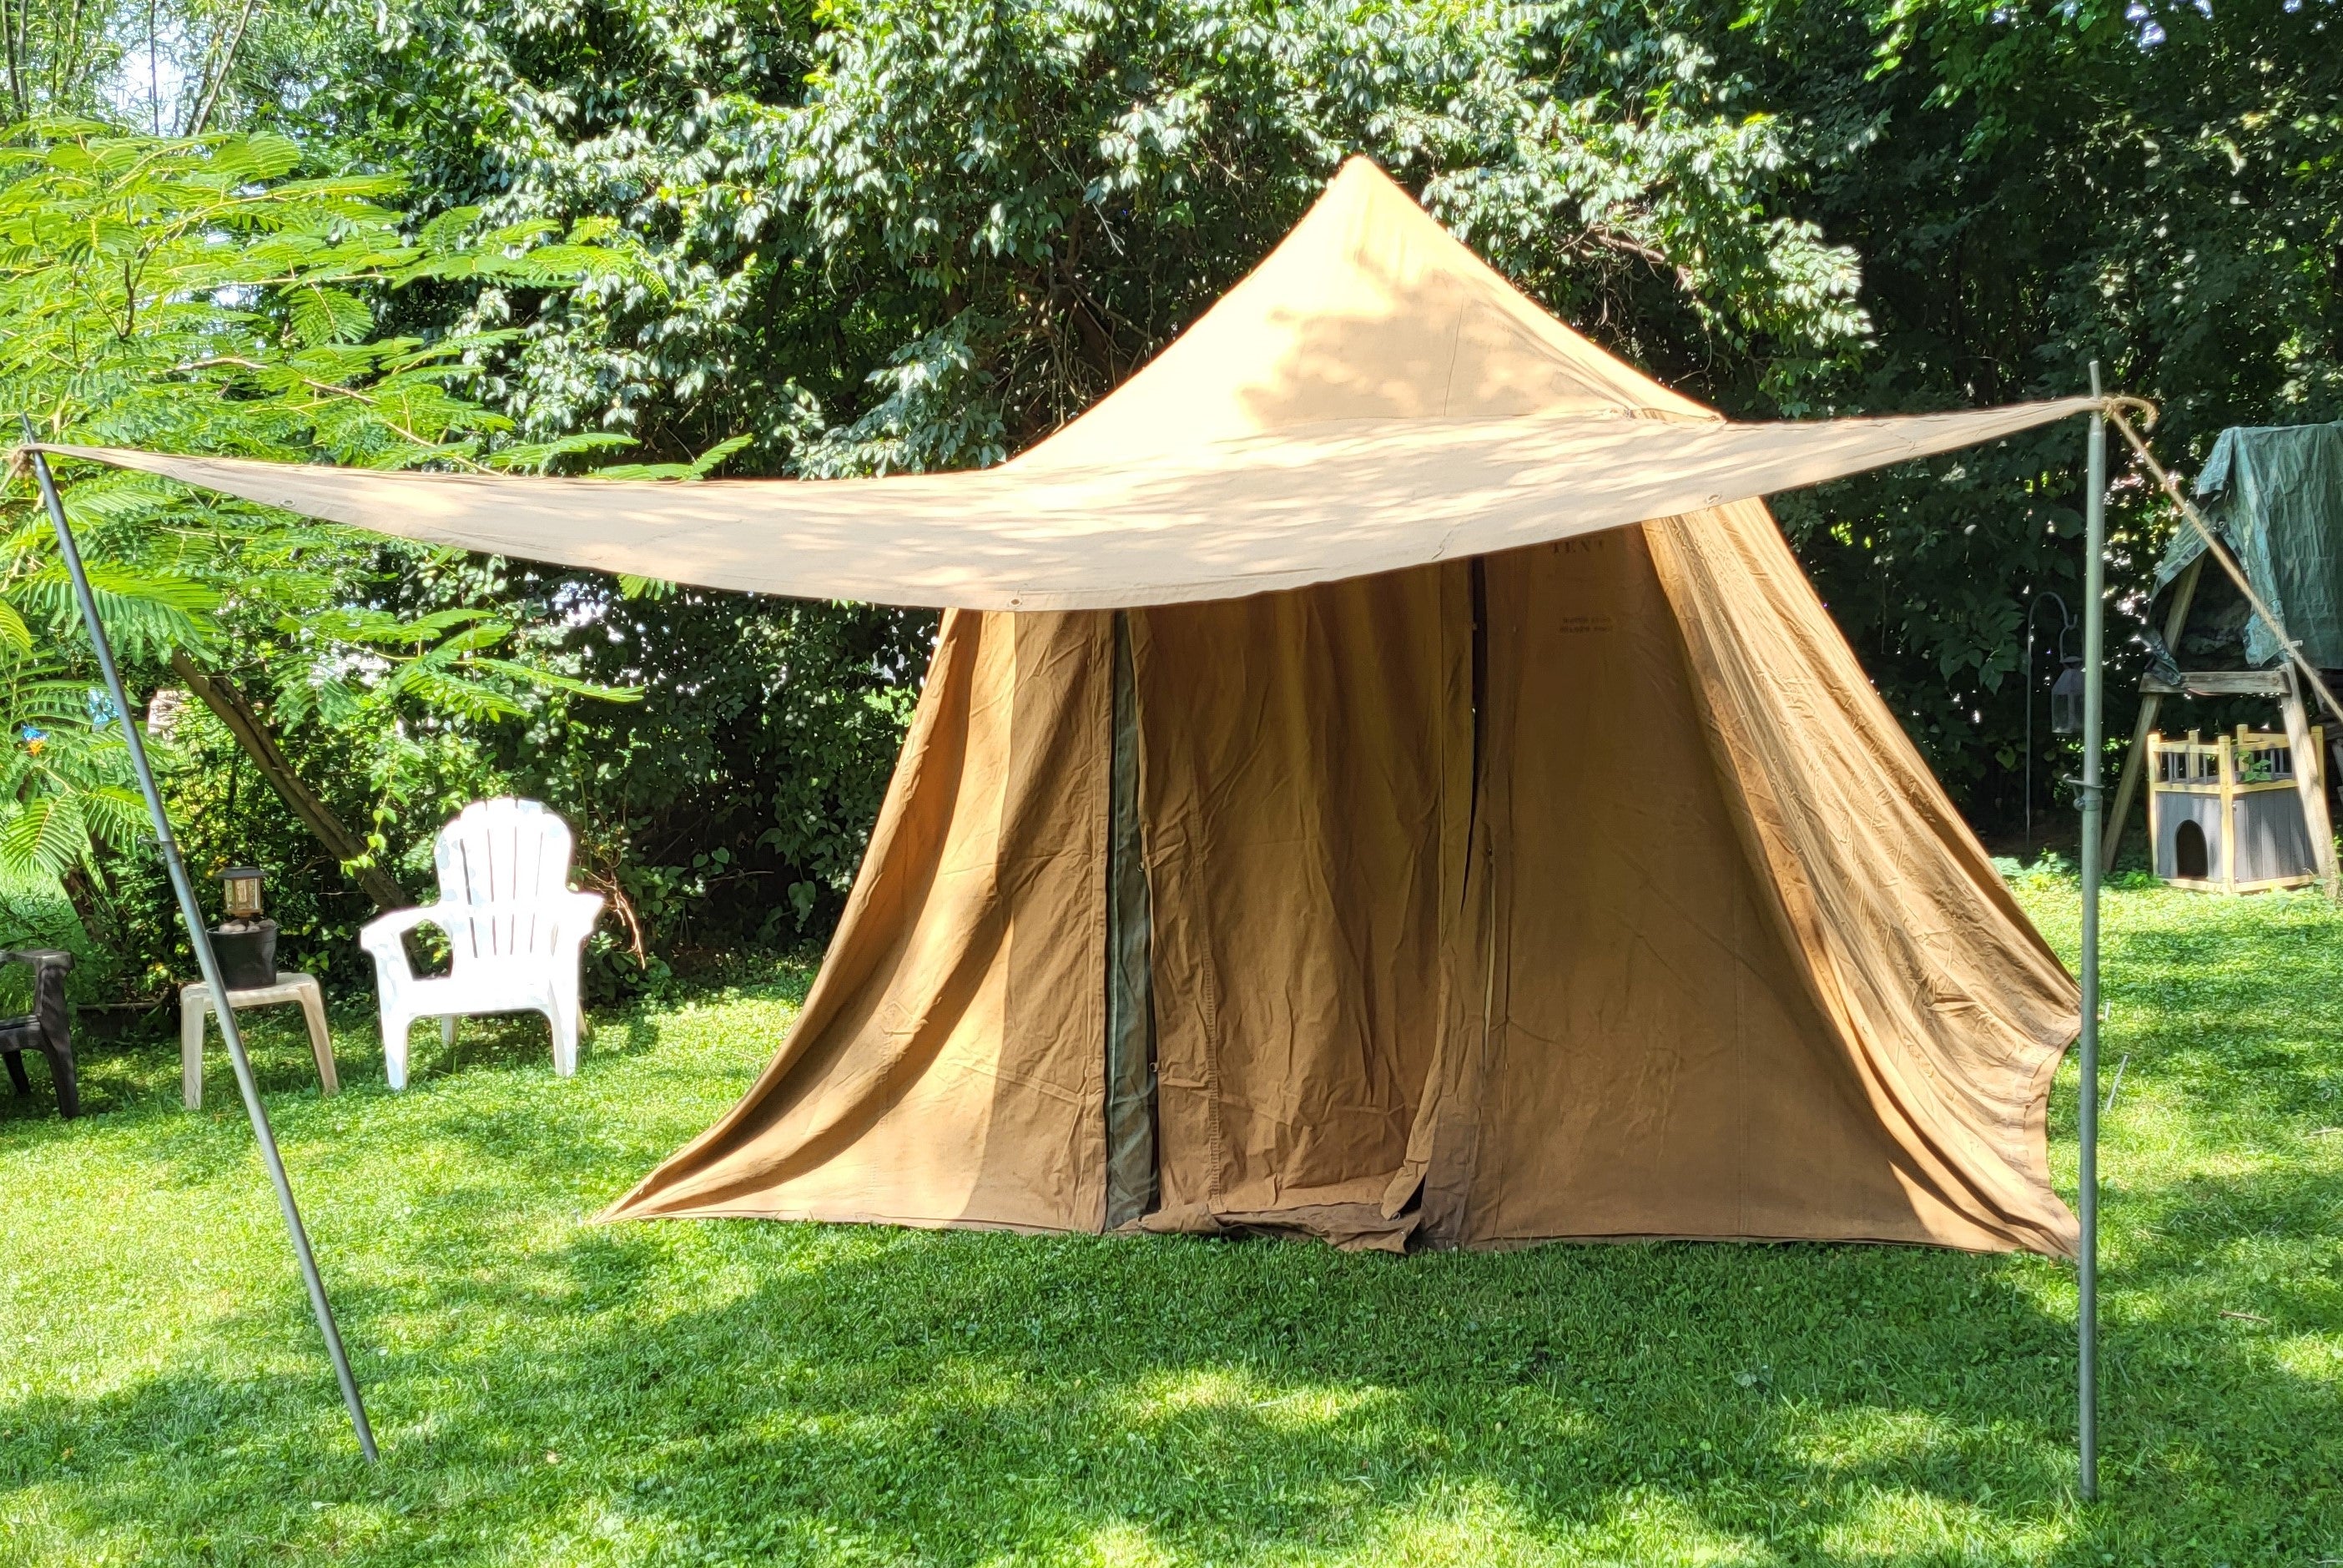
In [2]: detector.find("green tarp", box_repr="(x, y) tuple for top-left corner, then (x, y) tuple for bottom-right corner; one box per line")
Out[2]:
(2159, 421), (2343, 668)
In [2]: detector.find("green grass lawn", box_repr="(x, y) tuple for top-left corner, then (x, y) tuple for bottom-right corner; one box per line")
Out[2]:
(2, 877), (2339, 1566)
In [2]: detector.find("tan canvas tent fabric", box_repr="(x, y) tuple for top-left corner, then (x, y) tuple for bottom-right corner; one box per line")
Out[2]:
(608, 611), (1118, 1229)
(34, 159), (2084, 1256)
(612, 518), (2078, 1253)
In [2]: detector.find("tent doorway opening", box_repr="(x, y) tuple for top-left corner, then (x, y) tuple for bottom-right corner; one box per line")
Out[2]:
(2174, 819), (2209, 880)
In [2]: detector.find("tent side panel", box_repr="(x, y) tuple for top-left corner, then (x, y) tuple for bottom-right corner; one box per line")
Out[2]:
(1645, 504), (2080, 1257)
(602, 609), (1114, 1231)
(1444, 532), (1935, 1248)
(1131, 567), (1470, 1248)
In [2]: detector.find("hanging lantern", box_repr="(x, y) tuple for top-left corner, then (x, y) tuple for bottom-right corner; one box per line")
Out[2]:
(2050, 656), (2087, 736)
(221, 866), (266, 920)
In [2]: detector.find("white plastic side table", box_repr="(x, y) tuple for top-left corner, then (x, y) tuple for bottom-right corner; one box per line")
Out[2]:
(181, 972), (340, 1108)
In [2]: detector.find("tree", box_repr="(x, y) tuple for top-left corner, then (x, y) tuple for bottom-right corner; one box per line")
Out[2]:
(0, 121), (642, 988)
(253, 0), (1888, 953)
(325, 0), (2343, 836)
(1703, 0), (2343, 824)
(318, 0), (1870, 472)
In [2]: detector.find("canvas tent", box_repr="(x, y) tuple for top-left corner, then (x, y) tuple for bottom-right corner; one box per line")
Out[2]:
(36, 159), (2088, 1258)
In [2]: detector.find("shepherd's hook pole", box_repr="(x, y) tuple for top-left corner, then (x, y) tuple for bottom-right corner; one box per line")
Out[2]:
(18, 419), (379, 1464)
(2078, 366), (2105, 1503)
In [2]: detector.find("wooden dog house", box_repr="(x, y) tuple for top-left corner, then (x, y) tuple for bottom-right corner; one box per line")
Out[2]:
(2149, 723), (2327, 892)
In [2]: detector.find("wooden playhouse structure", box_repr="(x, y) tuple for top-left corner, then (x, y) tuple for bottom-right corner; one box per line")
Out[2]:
(2109, 420), (2343, 890)
(2147, 718), (2327, 892)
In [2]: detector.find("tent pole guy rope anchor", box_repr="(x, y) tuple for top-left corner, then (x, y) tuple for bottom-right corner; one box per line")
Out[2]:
(15, 416), (379, 1465)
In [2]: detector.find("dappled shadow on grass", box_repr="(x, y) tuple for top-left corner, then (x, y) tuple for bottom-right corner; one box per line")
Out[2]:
(3, 920), (2340, 1565)
(6, 1209), (2338, 1565)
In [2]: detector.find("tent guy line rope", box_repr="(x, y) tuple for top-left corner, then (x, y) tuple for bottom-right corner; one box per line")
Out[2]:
(2106, 401), (2343, 730)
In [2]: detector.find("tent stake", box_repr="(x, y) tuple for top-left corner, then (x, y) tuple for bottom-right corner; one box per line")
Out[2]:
(2078, 366), (2106, 1503)
(17, 419), (379, 1464)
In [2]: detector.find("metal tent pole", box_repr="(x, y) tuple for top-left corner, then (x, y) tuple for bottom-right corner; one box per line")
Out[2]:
(2078, 366), (2106, 1502)
(18, 421), (378, 1464)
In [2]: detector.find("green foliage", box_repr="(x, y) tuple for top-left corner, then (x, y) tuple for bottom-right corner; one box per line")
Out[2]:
(0, 120), (647, 996)
(1707, 0), (2343, 818)
(2, 880), (2338, 1560)
(312, 0), (2343, 833)
(233, 0), (1885, 971)
(386, 551), (934, 986)
(0, 651), (139, 883)
(323, 0), (1868, 476)
(1, 115), (922, 1000)
(1, 0), (345, 134)
(18, 0), (2341, 987)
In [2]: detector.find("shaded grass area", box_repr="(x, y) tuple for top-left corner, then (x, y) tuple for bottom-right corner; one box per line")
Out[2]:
(2, 884), (2339, 1565)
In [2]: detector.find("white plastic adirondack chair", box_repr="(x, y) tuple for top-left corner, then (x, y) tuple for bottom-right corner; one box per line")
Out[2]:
(360, 799), (604, 1090)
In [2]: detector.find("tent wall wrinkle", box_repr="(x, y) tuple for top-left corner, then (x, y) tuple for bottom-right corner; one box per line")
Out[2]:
(1417, 531), (1940, 1247)
(601, 609), (1114, 1231)
(1645, 504), (2080, 1256)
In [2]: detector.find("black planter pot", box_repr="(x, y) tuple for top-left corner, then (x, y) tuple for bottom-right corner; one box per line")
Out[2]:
(209, 920), (279, 991)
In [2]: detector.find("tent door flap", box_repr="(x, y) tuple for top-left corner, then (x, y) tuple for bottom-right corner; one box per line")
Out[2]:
(1104, 610), (1160, 1227)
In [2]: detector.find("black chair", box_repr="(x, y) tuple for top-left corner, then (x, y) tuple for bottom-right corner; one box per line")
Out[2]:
(0, 950), (76, 1118)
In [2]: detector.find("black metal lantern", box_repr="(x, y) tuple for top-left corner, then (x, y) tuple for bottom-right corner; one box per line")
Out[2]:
(2050, 655), (2088, 736)
(210, 865), (278, 991)
(221, 865), (265, 920)
(2022, 590), (2078, 852)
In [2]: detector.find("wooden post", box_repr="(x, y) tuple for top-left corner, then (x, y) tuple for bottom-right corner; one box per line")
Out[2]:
(2104, 556), (2205, 874)
(2220, 729), (2239, 893)
(2280, 664), (2338, 893)
(2146, 731), (2164, 876)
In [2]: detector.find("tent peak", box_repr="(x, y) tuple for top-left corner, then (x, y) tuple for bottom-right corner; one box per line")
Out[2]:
(1021, 154), (1716, 471)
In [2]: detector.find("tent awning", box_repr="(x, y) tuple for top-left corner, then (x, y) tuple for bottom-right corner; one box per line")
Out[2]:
(34, 401), (2089, 612)
(25, 159), (2094, 611)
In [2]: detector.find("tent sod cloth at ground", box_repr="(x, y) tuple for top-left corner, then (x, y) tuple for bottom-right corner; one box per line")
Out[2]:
(2, 874), (2336, 1565)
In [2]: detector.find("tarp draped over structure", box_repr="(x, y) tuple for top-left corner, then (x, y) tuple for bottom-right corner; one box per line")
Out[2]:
(2156, 421), (2343, 668)
(35, 158), (2086, 1256)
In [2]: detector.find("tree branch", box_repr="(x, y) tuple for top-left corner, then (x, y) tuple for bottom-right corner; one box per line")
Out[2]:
(189, 0), (261, 137)
(169, 649), (410, 913)
(174, 357), (495, 470)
